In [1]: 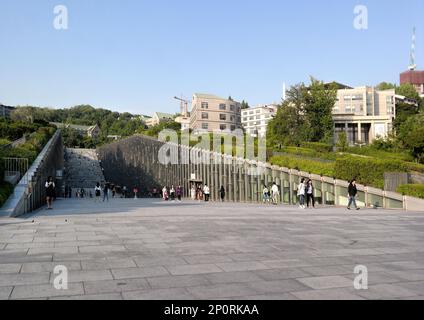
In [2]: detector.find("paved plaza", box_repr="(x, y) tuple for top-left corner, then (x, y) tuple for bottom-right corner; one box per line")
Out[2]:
(0, 198), (424, 300)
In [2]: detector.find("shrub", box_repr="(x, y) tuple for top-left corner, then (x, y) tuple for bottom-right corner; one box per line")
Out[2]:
(334, 155), (408, 189)
(0, 182), (14, 208)
(300, 142), (333, 153)
(270, 155), (335, 177)
(397, 184), (424, 199)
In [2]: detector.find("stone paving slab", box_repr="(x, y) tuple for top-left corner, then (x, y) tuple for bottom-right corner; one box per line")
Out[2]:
(1, 198), (424, 300)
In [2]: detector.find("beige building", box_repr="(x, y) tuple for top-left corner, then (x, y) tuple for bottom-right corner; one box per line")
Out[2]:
(333, 86), (396, 145)
(146, 112), (175, 127)
(242, 104), (278, 137)
(51, 122), (101, 139)
(190, 94), (242, 132)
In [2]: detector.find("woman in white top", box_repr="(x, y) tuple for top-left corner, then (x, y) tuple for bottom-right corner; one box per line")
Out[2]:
(271, 183), (280, 205)
(297, 178), (306, 209)
(203, 184), (210, 202)
(94, 182), (101, 202)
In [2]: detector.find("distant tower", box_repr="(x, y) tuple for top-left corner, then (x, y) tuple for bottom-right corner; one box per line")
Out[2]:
(409, 27), (417, 71)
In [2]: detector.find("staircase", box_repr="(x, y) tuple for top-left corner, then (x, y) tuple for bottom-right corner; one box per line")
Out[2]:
(65, 148), (105, 189)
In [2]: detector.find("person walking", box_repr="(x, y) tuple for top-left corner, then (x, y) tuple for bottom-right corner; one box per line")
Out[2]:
(176, 185), (182, 202)
(133, 187), (139, 199)
(45, 176), (55, 210)
(95, 182), (101, 203)
(103, 182), (110, 202)
(219, 186), (226, 202)
(262, 185), (270, 204)
(348, 179), (360, 211)
(203, 184), (210, 202)
(122, 186), (127, 199)
(306, 180), (315, 208)
(297, 178), (306, 209)
(196, 185), (203, 201)
(271, 182), (280, 205)
(170, 185), (176, 201)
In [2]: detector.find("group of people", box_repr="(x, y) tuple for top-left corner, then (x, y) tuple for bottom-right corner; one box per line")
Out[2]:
(189, 184), (214, 202)
(45, 175), (362, 211)
(162, 185), (184, 202)
(297, 179), (316, 209)
(262, 183), (280, 205)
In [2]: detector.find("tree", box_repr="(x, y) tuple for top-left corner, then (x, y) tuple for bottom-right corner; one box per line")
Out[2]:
(397, 114), (424, 163)
(336, 132), (349, 152)
(394, 83), (422, 131)
(267, 84), (308, 147)
(303, 78), (337, 144)
(376, 82), (396, 91)
(241, 100), (250, 109)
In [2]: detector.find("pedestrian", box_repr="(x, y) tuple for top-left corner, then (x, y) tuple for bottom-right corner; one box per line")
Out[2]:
(45, 176), (55, 210)
(111, 185), (116, 198)
(220, 185), (226, 202)
(348, 179), (360, 211)
(103, 183), (110, 202)
(170, 185), (176, 201)
(95, 182), (101, 202)
(133, 187), (139, 199)
(263, 185), (270, 204)
(191, 185), (196, 200)
(162, 186), (169, 201)
(298, 178), (306, 209)
(176, 185), (182, 202)
(271, 182), (280, 205)
(122, 186), (127, 198)
(203, 184), (210, 202)
(80, 188), (85, 199)
(196, 185), (203, 201)
(306, 180), (315, 208)
(153, 187), (158, 198)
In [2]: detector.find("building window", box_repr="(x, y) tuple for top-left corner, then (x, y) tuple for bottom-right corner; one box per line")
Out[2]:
(230, 116), (235, 122)
(231, 125), (236, 131)
(201, 102), (208, 109)
(230, 105), (236, 111)
(219, 104), (227, 110)
(243, 117), (247, 122)
(202, 112), (209, 119)
(202, 123), (209, 130)
(220, 124), (227, 130)
(220, 114), (227, 121)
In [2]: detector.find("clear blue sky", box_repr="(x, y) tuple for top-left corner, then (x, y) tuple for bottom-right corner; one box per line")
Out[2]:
(1, 0), (423, 115)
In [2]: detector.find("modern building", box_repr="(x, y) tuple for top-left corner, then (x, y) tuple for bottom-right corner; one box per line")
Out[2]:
(146, 112), (175, 127)
(0, 104), (15, 118)
(190, 94), (242, 132)
(51, 122), (101, 139)
(333, 87), (396, 145)
(400, 70), (424, 98)
(241, 104), (278, 137)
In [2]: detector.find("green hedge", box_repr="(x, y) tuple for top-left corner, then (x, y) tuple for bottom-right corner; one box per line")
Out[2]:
(346, 146), (414, 162)
(334, 156), (408, 189)
(300, 142), (333, 153)
(397, 184), (424, 199)
(0, 182), (13, 208)
(270, 155), (335, 177)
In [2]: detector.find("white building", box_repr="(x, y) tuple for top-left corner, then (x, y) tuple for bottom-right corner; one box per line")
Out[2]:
(241, 104), (278, 137)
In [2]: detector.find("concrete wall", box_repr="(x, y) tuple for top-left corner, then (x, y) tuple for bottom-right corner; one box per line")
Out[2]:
(0, 130), (64, 217)
(97, 134), (424, 212)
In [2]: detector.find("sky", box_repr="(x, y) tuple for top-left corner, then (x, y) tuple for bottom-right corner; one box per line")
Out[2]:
(0, 0), (423, 115)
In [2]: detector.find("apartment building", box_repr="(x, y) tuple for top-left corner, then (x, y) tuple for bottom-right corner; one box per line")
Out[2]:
(241, 104), (278, 137)
(190, 94), (242, 132)
(333, 86), (396, 145)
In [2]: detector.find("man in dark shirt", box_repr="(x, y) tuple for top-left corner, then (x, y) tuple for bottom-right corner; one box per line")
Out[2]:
(347, 179), (360, 211)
